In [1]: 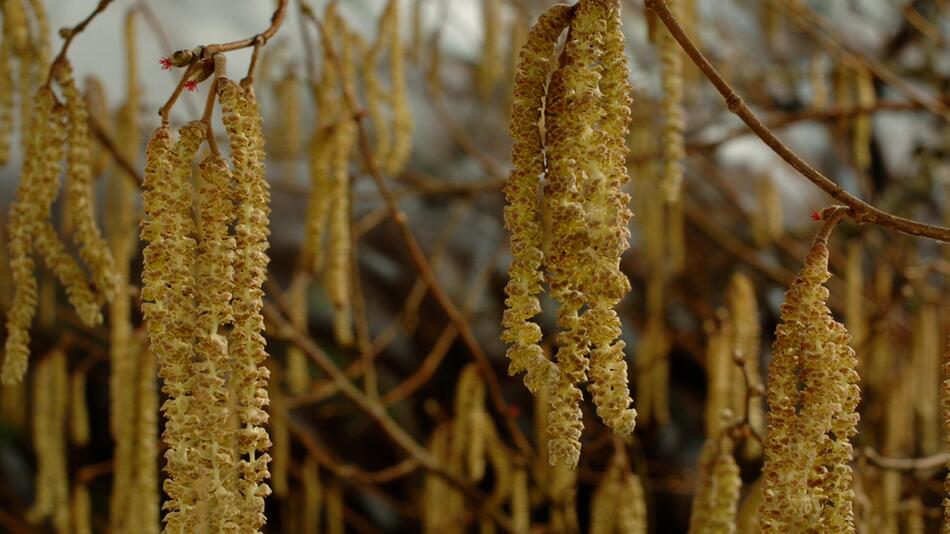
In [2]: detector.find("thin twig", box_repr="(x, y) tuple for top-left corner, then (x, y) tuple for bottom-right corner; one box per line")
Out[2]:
(44, 0), (115, 88)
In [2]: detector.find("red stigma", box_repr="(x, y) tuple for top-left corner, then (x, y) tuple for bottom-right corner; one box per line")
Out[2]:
(810, 210), (821, 221)
(159, 57), (172, 70)
(508, 404), (521, 418)
(184, 80), (199, 92)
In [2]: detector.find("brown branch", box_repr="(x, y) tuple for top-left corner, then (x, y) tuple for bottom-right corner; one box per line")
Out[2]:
(645, 0), (950, 243)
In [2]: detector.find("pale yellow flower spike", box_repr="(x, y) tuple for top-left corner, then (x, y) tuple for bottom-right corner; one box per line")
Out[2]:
(220, 78), (273, 532)
(942, 336), (950, 533)
(584, 0), (637, 439)
(70, 370), (90, 445)
(26, 349), (70, 532)
(385, 0), (412, 178)
(541, 0), (595, 467)
(131, 349), (160, 534)
(193, 152), (240, 530)
(501, 4), (570, 395)
(0, 15), (12, 165)
(140, 122), (205, 533)
(618, 472), (648, 534)
(301, 456), (323, 533)
(72, 483), (92, 534)
(83, 76), (111, 176)
(477, 0), (502, 99)
(727, 272), (764, 459)
(274, 71), (302, 159)
(688, 436), (741, 534)
(54, 60), (118, 302)
(364, 1), (394, 172)
(657, 0), (685, 203)
(4, 88), (94, 385)
(760, 222), (860, 533)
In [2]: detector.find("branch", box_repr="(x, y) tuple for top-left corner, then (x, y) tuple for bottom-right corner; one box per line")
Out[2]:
(644, 0), (950, 243)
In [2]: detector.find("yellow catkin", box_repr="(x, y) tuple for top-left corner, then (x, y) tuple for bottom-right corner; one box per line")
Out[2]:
(914, 304), (940, 455)
(736, 477), (763, 534)
(704, 311), (734, 438)
(83, 76), (111, 176)
(107, 14), (142, 530)
(688, 436), (741, 534)
(590, 453), (624, 534)
(364, 1), (393, 171)
(477, 0), (502, 99)
(130, 348), (160, 534)
(140, 122), (204, 532)
(305, 12), (340, 274)
(301, 456), (323, 533)
(0, 6), (13, 165)
(844, 242), (867, 354)
(752, 174), (783, 247)
(270, 379), (289, 497)
(0, 375), (27, 430)
(286, 279), (311, 395)
(326, 479), (344, 534)
(0, 216), (10, 310)
(581, 0), (637, 440)
(810, 53), (828, 110)
(636, 316), (672, 426)
(384, 0), (412, 178)
(618, 472), (648, 534)
(274, 70), (302, 159)
(409, 0), (423, 63)
(852, 65), (874, 173)
(54, 60), (118, 302)
(501, 4), (570, 396)
(511, 466), (529, 533)
(27, 349), (69, 532)
(221, 79), (274, 531)
(71, 483), (92, 534)
(941, 335), (950, 532)
(543, 0), (595, 464)
(657, 0), (685, 203)
(423, 424), (454, 532)
(4, 88), (89, 385)
(450, 365), (487, 481)
(727, 272), (764, 459)
(69, 371), (90, 445)
(760, 235), (860, 533)
(510, 0), (638, 467)
(879, 364), (910, 534)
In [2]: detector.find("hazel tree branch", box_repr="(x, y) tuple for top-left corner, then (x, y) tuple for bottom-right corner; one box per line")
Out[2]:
(644, 0), (950, 243)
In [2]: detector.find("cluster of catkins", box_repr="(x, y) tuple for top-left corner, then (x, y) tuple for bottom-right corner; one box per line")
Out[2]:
(3, 59), (118, 385)
(503, 0), (636, 467)
(140, 76), (272, 533)
(304, 0), (412, 351)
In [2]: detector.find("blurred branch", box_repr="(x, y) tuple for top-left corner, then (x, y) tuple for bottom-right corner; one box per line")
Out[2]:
(645, 0), (950, 242)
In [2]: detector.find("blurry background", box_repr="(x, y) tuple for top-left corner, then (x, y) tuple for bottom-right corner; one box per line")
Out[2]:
(1, 0), (948, 532)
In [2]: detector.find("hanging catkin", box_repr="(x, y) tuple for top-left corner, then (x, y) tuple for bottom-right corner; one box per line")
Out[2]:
(4, 88), (100, 385)
(55, 60), (118, 302)
(83, 76), (111, 176)
(274, 70), (302, 159)
(301, 456), (323, 533)
(510, 466), (529, 533)
(852, 65), (874, 173)
(477, 0), (502, 99)
(220, 78), (273, 531)
(727, 272), (764, 459)
(504, 0), (636, 467)
(71, 483), (91, 534)
(26, 349), (69, 532)
(69, 370), (90, 445)
(704, 310), (734, 438)
(752, 174), (783, 247)
(0, 3), (14, 165)
(192, 152), (240, 530)
(130, 348), (159, 534)
(914, 304), (940, 455)
(844, 242), (867, 354)
(140, 122), (204, 532)
(657, 0), (685, 203)
(941, 336), (950, 531)
(501, 4), (570, 396)
(688, 435), (741, 534)
(760, 219), (860, 533)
